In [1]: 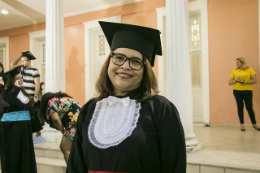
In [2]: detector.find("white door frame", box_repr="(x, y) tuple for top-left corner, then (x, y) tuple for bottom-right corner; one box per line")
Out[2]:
(156, 8), (167, 97)
(83, 15), (121, 102)
(29, 30), (46, 82)
(156, 0), (210, 124)
(0, 37), (9, 71)
(258, 0), (260, 117)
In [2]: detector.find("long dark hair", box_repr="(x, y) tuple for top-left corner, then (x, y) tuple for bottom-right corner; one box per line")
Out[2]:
(5, 75), (33, 104)
(39, 91), (73, 121)
(95, 52), (159, 102)
(0, 62), (4, 76)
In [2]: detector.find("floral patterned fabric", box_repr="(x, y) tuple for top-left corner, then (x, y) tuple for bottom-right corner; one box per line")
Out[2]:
(46, 97), (81, 141)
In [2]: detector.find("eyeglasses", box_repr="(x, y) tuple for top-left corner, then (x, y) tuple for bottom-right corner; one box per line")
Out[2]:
(110, 52), (145, 71)
(20, 60), (29, 63)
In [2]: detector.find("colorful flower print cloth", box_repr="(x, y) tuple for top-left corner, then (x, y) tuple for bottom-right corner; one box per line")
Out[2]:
(46, 97), (81, 141)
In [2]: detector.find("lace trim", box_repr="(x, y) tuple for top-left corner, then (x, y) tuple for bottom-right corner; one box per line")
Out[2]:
(88, 98), (141, 149)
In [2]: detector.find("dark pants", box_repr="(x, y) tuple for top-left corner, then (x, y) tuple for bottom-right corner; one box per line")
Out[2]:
(233, 90), (256, 124)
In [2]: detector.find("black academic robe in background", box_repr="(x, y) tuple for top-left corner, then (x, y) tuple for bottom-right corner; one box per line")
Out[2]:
(0, 86), (42, 173)
(66, 93), (186, 173)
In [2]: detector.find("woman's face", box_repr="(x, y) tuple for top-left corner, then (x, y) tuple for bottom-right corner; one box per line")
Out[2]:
(108, 48), (144, 96)
(14, 72), (23, 87)
(236, 60), (243, 68)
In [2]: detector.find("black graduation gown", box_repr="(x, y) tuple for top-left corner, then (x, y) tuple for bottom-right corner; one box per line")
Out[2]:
(0, 86), (42, 173)
(66, 93), (187, 173)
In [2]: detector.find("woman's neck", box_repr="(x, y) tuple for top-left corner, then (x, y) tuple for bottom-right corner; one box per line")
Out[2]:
(114, 90), (129, 96)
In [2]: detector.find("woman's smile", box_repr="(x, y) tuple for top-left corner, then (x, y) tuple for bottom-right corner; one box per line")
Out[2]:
(116, 72), (133, 79)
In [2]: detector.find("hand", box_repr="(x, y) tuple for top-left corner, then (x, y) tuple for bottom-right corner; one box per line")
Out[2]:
(36, 131), (41, 137)
(15, 80), (22, 88)
(34, 95), (38, 103)
(0, 79), (4, 85)
(236, 76), (244, 83)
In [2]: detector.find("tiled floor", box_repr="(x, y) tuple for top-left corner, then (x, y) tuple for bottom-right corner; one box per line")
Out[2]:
(188, 126), (260, 171)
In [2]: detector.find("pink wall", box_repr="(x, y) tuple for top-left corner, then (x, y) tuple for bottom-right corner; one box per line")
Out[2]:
(64, 24), (85, 106)
(9, 34), (29, 69)
(208, 0), (260, 124)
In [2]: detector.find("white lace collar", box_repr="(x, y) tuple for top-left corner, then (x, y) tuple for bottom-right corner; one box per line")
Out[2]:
(88, 96), (141, 149)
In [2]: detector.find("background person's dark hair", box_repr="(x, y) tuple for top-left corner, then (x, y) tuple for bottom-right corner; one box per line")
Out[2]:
(0, 62), (7, 84)
(95, 52), (159, 102)
(5, 75), (33, 104)
(0, 62), (4, 76)
(39, 91), (73, 121)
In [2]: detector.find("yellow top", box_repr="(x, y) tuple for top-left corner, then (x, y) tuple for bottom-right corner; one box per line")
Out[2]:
(230, 67), (255, 90)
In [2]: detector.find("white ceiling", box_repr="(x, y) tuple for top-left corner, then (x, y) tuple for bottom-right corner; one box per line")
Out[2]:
(0, 0), (143, 31)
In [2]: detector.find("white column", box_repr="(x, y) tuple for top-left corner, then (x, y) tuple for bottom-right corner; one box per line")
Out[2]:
(166, 0), (201, 152)
(42, 0), (65, 142)
(45, 0), (65, 93)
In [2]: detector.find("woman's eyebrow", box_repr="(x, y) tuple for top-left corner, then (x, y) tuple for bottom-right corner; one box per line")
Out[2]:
(129, 56), (142, 60)
(114, 53), (142, 60)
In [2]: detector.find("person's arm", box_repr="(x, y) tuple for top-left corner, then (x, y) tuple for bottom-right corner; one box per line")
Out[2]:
(244, 74), (257, 85)
(229, 70), (240, 86)
(156, 97), (186, 173)
(34, 77), (40, 102)
(11, 56), (22, 68)
(228, 78), (237, 86)
(3, 80), (22, 103)
(50, 112), (64, 132)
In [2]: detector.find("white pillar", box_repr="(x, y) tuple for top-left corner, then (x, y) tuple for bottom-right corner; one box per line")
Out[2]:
(165, 0), (201, 152)
(42, 0), (65, 142)
(45, 0), (65, 93)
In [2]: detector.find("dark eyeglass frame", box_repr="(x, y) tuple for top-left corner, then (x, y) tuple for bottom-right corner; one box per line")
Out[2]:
(109, 52), (146, 71)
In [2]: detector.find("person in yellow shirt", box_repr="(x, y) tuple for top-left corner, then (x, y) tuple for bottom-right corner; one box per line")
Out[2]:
(229, 57), (259, 131)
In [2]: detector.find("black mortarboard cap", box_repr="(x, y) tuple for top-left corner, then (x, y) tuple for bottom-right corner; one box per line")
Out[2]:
(4, 66), (24, 79)
(99, 21), (162, 67)
(21, 51), (36, 60)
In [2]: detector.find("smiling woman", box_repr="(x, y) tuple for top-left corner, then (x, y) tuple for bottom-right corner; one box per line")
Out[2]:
(66, 21), (187, 173)
(0, 66), (42, 173)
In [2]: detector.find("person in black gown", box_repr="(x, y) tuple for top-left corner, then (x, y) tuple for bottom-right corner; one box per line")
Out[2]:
(0, 66), (42, 173)
(66, 22), (186, 173)
(0, 62), (5, 92)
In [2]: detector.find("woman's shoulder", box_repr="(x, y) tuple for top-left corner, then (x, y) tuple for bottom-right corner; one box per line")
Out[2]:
(81, 97), (98, 111)
(232, 68), (239, 72)
(144, 95), (176, 108)
(247, 67), (254, 71)
(47, 97), (60, 107)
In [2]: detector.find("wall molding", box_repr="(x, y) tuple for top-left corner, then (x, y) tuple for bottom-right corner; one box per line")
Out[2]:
(83, 15), (121, 102)
(189, 0), (210, 124)
(0, 37), (9, 71)
(156, 0), (210, 124)
(64, 0), (143, 17)
(29, 30), (46, 82)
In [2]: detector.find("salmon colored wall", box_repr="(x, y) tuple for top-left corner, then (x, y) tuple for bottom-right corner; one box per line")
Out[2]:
(0, 23), (45, 38)
(0, 0), (166, 105)
(122, 9), (158, 79)
(208, 0), (260, 124)
(64, 24), (85, 106)
(9, 34), (30, 69)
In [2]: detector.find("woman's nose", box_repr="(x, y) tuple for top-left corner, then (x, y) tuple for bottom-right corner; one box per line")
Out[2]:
(121, 60), (131, 70)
